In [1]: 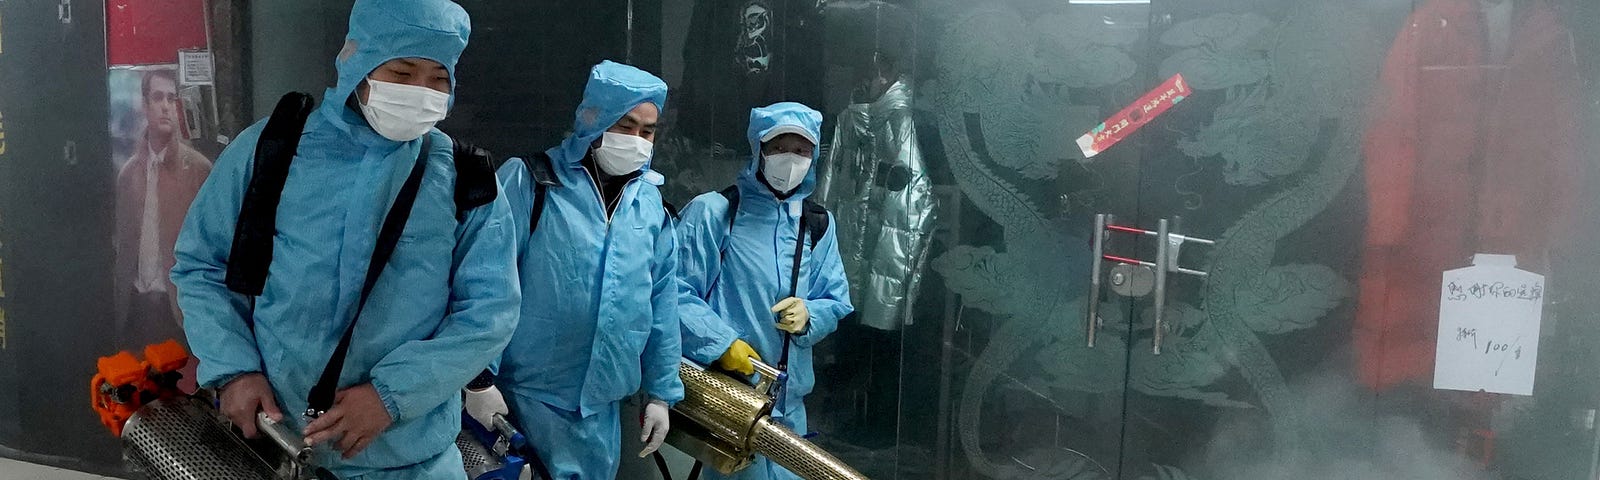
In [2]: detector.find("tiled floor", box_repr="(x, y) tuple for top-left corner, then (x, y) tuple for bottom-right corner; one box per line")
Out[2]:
(0, 459), (119, 480)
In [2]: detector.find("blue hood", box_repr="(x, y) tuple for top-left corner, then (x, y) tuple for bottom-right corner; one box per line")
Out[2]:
(320, 0), (471, 136)
(551, 61), (669, 168)
(738, 102), (825, 201)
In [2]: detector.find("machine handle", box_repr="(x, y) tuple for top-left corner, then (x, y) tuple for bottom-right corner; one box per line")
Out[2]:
(491, 414), (519, 440)
(257, 412), (312, 463)
(751, 358), (785, 382)
(750, 357), (788, 400)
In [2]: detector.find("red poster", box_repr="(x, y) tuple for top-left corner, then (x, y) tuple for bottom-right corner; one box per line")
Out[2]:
(106, 0), (207, 66)
(1076, 74), (1191, 158)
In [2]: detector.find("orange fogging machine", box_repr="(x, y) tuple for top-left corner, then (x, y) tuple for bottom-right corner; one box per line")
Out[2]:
(91, 340), (328, 480)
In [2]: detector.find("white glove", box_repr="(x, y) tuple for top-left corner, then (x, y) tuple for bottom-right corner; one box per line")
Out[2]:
(638, 399), (670, 458)
(463, 386), (508, 429)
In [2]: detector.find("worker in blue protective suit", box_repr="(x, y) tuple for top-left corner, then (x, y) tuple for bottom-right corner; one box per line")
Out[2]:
(170, 1), (519, 478)
(468, 60), (685, 480)
(676, 102), (854, 480)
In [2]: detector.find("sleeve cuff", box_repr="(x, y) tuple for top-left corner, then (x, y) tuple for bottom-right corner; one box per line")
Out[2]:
(647, 396), (678, 408)
(371, 379), (404, 423)
(793, 302), (825, 348)
(693, 334), (738, 366)
(204, 370), (260, 391)
(649, 384), (685, 406)
(466, 369), (495, 390)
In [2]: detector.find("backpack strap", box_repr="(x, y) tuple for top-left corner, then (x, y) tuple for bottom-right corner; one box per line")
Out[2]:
(716, 185), (741, 253)
(717, 185), (741, 229)
(523, 151), (560, 234)
(713, 185), (831, 255)
(225, 92), (314, 297)
(521, 153), (677, 235)
(306, 134), (433, 417)
(800, 200), (829, 250)
(450, 139), (499, 220)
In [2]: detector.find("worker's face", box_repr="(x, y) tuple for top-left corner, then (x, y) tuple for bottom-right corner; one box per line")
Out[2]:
(606, 102), (661, 143)
(358, 57), (451, 103)
(761, 133), (815, 158)
(144, 75), (179, 138)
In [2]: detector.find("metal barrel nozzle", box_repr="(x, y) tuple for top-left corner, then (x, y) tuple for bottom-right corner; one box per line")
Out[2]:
(752, 417), (868, 480)
(668, 361), (870, 480)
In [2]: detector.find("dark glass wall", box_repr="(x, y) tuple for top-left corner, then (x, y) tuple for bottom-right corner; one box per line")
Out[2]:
(0, 0), (122, 474)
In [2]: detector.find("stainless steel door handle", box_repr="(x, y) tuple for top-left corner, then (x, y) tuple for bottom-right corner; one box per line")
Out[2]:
(1152, 220), (1169, 355)
(1088, 215), (1214, 355)
(1086, 214), (1109, 348)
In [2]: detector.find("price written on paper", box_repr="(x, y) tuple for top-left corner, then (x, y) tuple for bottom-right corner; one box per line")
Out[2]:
(1434, 256), (1543, 396)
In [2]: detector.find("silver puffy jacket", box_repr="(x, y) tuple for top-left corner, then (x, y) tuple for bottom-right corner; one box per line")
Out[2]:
(816, 78), (937, 330)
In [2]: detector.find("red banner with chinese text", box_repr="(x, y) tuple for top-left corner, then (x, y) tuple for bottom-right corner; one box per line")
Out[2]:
(1076, 74), (1191, 158)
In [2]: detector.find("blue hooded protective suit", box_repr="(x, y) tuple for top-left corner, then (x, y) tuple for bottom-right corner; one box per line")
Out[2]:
(172, 1), (519, 477)
(676, 103), (854, 480)
(493, 61), (685, 479)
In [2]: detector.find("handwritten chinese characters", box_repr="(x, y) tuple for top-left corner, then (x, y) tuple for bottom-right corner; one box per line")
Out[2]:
(1434, 254), (1543, 396)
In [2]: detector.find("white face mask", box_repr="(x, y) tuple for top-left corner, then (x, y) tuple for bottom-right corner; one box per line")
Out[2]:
(359, 78), (450, 142)
(593, 131), (654, 176)
(762, 152), (811, 194)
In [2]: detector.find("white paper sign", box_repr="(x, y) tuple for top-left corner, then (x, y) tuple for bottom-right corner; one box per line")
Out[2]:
(1433, 254), (1543, 396)
(178, 50), (214, 86)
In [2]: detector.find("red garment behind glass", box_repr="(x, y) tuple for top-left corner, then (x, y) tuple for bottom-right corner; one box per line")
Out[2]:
(1357, 0), (1581, 391)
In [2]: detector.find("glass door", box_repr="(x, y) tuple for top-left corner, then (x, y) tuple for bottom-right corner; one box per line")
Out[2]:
(1120, 0), (1600, 479)
(886, 1), (1158, 478)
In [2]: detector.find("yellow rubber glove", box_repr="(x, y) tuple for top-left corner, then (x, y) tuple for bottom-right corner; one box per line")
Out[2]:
(772, 297), (809, 334)
(715, 339), (762, 376)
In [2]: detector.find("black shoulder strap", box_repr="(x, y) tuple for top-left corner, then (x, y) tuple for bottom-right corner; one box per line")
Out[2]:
(662, 199), (679, 220)
(524, 151), (559, 234)
(777, 199), (829, 374)
(713, 185), (829, 252)
(306, 134), (433, 417)
(450, 138), (499, 220)
(778, 200), (810, 373)
(225, 92), (314, 296)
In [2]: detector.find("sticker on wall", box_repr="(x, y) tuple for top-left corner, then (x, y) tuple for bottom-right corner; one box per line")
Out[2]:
(1433, 254), (1544, 396)
(177, 49), (213, 86)
(1076, 73), (1191, 159)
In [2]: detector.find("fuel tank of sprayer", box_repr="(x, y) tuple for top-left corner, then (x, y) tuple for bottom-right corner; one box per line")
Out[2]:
(94, 341), (328, 480)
